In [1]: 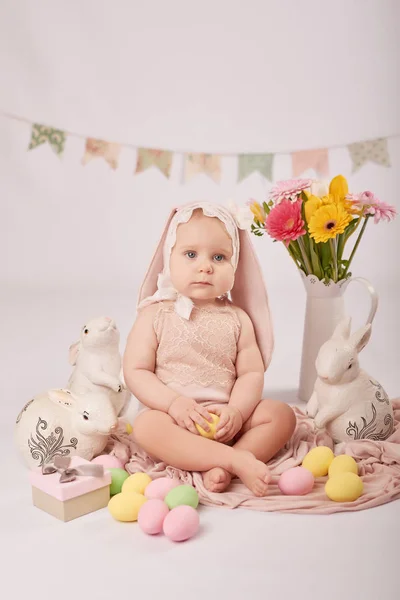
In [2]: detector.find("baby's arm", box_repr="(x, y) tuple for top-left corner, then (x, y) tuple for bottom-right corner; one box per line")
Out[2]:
(123, 304), (179, 411)
(229, 307), (265, 422)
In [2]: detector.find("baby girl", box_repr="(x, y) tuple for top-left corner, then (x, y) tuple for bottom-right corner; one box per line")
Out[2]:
(123, 202), (296, 497)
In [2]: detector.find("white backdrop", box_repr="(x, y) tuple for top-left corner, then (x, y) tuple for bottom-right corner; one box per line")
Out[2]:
(1, 0), (399, 404)
(1, 4), (400, 598)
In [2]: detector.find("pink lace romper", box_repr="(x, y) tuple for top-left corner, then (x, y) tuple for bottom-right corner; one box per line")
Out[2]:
(138, 299), (241, 412)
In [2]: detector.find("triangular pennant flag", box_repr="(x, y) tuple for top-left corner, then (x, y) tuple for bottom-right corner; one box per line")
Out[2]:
(184, 153), (221, 183)
(291, 148), (329, 178)
(28, 124), (66, 156)
(135, 148), (172, 178)
(238, 153), (274, 182)
(82, 138), (121, 170)
(348, 138), (390, 172)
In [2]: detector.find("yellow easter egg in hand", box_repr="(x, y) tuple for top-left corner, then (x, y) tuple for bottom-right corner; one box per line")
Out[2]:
(328, 455), (358, 478)
(122, 472), (152, 495)
(325, 472), (363, 502)
(195, 413), (220, 439)
(302, 446), (335, 477)
(108, 492), (147, 521)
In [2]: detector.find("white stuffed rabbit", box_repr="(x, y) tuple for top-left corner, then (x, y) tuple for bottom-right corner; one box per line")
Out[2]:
(67, 316), (130, 416)
(306, 316), (394, 443)
(15, 388), (119, 469)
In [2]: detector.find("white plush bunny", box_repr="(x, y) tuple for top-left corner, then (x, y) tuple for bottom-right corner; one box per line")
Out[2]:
(306, 316), (394, 443)
(15, 388), (119, 469)
(67, 316), (130, 416)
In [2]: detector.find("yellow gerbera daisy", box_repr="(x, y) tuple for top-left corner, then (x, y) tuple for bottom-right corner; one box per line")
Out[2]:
(305, 195), (323, 223)
(308, 203), (352, 243)
(305, 194), (335, 223)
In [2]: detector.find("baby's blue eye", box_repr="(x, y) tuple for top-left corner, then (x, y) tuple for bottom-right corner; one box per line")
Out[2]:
(185, 251), (197, 259)
(213, 254), (225, 262)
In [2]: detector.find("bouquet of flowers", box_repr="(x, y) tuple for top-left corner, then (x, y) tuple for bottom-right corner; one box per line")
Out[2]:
(248, 175), (397, 282)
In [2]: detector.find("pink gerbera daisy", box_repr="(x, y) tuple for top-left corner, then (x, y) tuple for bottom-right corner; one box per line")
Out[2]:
(269, 178), (312, 204)
(265, 199), (306, 246)
(346, 191), (397, 223)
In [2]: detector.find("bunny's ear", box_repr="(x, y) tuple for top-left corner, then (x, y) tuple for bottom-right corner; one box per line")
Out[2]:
(68, 341), (80, 366)
(48, 389), (76, 410)
(349, 324), (371, 353)
(332, 316), (352, 340)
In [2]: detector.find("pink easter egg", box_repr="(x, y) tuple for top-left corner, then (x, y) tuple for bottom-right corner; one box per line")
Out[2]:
(144, 477), (181, 500)
(278, 467), (314, 496)
(91, 455), (124, 470)
(163, 505), (200, 542)
(138, 499), (170, 535)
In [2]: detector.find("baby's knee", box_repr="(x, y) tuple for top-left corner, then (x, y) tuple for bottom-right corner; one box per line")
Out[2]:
(276, 402), (296, 437)
(133, 409), (169, 445)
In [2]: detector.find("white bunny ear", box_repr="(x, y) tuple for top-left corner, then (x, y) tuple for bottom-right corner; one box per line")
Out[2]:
(48, 389), (76, 410)
(349, 324), (371, 353)
(332, 316), (352, 340)
(68, 341), (80, 366)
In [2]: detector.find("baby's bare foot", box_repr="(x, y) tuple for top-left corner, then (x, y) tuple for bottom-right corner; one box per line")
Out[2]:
(203, 467), (232, 493)
(232, 450), (271, 497)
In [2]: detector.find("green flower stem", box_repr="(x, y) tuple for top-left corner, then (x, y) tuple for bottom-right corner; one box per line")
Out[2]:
(329, 238), (338, 282)
(287, 243), (301, 269)
(297, 237), (312, 275)
(337, 232), (345, 261)
(309, 237), (323, 279)
(344, 216), (362, 243)
(289, 241), (308, 273)
(343, 216), (370, 278)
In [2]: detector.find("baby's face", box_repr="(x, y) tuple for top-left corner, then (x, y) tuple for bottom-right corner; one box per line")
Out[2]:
(169, 211), (235, 302)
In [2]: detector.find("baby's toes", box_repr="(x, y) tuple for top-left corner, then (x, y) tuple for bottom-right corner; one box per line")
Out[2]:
(212, 482), (228, 493)
(254, 479), (269, 497)
(210, 469), (226, 484)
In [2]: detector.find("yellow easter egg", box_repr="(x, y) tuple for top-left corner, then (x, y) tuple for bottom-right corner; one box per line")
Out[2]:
(302, 446), (335, 477)
(108, 491), (147, 521)
(122, 472), (152, 495)
(125, 422), (133, 435)
(195, 413), (220, 439)
(328, 455), (358, 478)
(325, 472), (363, 502)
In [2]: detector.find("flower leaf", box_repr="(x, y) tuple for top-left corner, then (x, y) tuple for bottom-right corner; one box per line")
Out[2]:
(320, 242), (332, 269)
(309, 237), (323, 279)
(263, 201), (271, 214)
(300, 191), (308, 202)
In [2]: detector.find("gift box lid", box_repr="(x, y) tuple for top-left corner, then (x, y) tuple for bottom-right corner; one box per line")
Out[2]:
(29, 456), (112, 501)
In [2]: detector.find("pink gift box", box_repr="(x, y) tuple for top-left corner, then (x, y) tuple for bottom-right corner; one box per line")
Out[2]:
(29, 456), (112, 521)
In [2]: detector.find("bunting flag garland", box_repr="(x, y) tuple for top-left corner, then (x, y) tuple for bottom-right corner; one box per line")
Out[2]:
(291, 148), (329, 178)
(238, 153), (274, 182)
(184, 153), (221, 182)
(135, 148), (173, 178)
(82, 138), (121, 169)
(348, 138), (391, 173)
(0, 110), (397, 183)
(28, 124), (66, 156)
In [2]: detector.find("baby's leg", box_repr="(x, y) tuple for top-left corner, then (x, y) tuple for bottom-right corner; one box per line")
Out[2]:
(235, 399), (296, 459)
(204, 400), (296, 492)
(133, 409), (270, 496)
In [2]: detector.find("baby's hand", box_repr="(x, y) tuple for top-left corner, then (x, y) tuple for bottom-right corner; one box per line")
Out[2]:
(168, 396), (213, 436)
(207, 404), (243, 443)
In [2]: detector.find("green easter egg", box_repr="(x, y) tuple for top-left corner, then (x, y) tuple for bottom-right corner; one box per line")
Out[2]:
(165, 484), (199, 509)
(109, 468), (129, 496)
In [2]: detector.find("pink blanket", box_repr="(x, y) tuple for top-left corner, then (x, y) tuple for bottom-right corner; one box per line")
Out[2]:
(112, 400), (400, 514)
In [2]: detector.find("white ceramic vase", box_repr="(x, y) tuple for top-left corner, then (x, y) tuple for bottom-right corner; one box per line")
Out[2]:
(298, 272), (379, 403)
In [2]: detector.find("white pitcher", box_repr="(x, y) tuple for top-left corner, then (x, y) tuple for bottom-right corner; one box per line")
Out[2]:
(298, 272), (378, 402)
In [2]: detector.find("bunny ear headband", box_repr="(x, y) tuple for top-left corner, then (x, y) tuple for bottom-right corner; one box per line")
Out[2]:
(137, 201), (274, 371)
